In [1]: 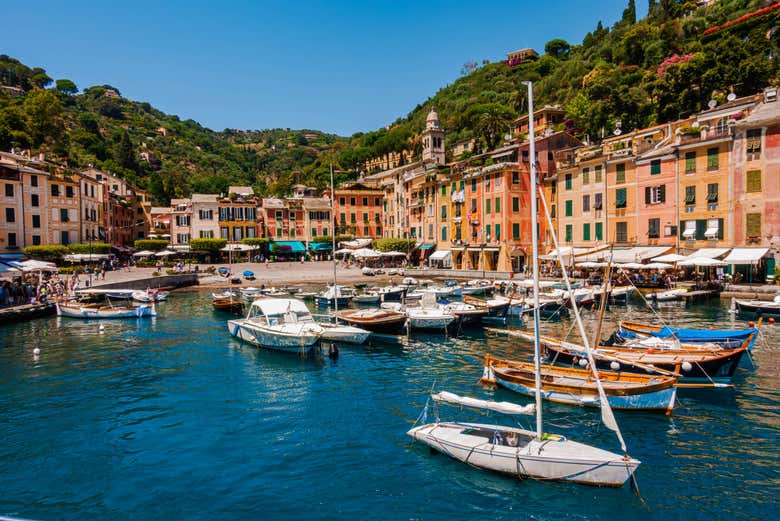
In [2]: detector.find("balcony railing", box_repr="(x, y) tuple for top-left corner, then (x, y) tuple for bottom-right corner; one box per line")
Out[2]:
(679, 127), (731, 145)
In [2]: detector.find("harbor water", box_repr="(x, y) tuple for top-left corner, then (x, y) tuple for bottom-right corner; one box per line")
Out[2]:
(0, 292), (778, 520)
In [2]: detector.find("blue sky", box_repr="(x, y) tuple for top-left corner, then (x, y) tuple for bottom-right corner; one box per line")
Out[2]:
(4, 1), (646, 136)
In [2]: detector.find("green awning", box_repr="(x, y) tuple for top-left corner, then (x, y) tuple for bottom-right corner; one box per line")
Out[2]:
(419, 244), (435, 250)
(271, 241), (306, 253)
(309, 242), (333, 252)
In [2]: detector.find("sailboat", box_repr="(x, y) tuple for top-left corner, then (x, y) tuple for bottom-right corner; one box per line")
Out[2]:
(407, 82), (640, 487)
(213, 245), (243, 313)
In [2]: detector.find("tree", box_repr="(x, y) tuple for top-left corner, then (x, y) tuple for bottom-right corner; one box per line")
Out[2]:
(134, 239), (170, 251)
(544, 39), (571, 60)
(23, 89), (64, 147)
(373, 238), (415, 253)
(55, 79), (78, 94)
(189, 238), (227, 252)
(113, 129), (138, 172)
(460, 61), (478, 75)
(622, 0), (637, 25)
(466, 103), (515, 150)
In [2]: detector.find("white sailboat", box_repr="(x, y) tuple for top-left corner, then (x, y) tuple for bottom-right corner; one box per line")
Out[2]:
(407, 82), (640, 487)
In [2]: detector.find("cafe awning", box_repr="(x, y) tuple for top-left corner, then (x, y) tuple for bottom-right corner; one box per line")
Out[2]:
(429, 250), (451, 261)
(418, 244), (435, 250)
(308, 242), (333, 252)
(687, 248), (730, 259)
(723, 248), (770, 265)
(271, 241), (306, 253)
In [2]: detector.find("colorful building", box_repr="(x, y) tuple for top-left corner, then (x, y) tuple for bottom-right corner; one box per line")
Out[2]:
(333, 182), (383, 239)
(219, 186), (259, 242)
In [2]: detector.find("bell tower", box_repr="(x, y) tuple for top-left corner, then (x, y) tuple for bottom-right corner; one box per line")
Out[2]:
(421, 108), (445, 165)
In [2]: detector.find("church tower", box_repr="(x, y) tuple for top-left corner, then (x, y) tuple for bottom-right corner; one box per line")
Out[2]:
(421, 108), (445, 165)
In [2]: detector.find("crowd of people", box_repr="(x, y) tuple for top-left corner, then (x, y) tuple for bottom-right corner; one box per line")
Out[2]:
(0, 273), (70, 308)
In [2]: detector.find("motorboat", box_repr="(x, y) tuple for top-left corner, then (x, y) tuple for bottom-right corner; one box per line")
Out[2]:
(228, 298), (322, 352)
(352, 291), (382, 305)
(460, 279), (494, 296)
(648, 288), (688, 302)
(131, 289), (170, 303)
(314, 285), (355, 307)
(376, 285), (406, 302)
(734, 295), (780, 315)
(335, 308), (407, 334)
(482, 355), (677, 412)
(606, 285), (635, 304)
(212, 298), (244, 313)
(318, 322), (371, 344)
(440, 302), (488, 325)
(463, 295), (511, 317)
(405, 307), (456, 331)
(212, 289), (237, 300)
(59, 290), (156, 319)
(240, 287), (264, 297)
(261, 287), (288, 297)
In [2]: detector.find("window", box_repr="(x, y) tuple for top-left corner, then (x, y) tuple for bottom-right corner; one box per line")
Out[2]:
(582, 167), (590, 185)
(616, 222), (628, 242)
(707, 183), (718, 203)
(615, 188), (627, 209)
(471, 179), (477, 191)
(648, 218), (660, 239)
(512, 197), (519, 212)
(565, 173), (572, 190)
(583, 223), (591, 241)
(276, 228), (282, 238)
(66, 186), (74, 198)
(594, 193), (603, 210)
(30, 175), (38, 187)
(645, 185), (666, 204)
(747, 170), (761, 192)
(664, 225), (677, 237)
(350, 213), (356, 223)
(486, 199), (491, 214)
(289, 211), (296, 221)
(199, 230), (214, 238)
(747, 129), (762, 160)
(595, 222), (603, 241)
(350, 197), (356, 206)
(4, 184), (13, 197)
(495, 224), (500, 241)
(485, 175), (490, 190)
(323, 227), (328, 236)
(5, 208), (14, 223)
(375, 197), (380, 206)
(551, 204), (556, 218)
(685, 152), (696, 174)
(31, 194), (39, 207)
(595, 165), (603, 183)
(616, 163), (625, 183)
(512, 223), (520, 239)
(512, 172), (520, 184)
(361, 197), (368, 206)
(51, 184), (59, 197)
(8, 233), (16, 247)
(565, 200), (573, 216)
(441, 185), (446, 196)
(441, 205), (447, 218)
(374, 213), (380, 223)
(471, 199), (477, 212)
(746, 213), (761, 238)
(339, 197), (346, 205)
(199, 209), (213, 220)
(363, 212), (369, 222)
(685, 185), (696, 204)
(705, 218), (720, 239)
(582, 195), (590, 212)
(485, 224), (491, 239)
(32, 215), (40, 228)
(61, 231), (70, 246)
(32, 235), (41, 246)
(565, 224), (572, 242)
(682, 220), (696, 239)
(650, 160), (661, 175)
(494, 197), (500, 213)
(707, 147), (719, 171)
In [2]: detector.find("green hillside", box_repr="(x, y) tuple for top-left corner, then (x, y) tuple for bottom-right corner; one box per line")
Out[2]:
(1, 0), (779, 202)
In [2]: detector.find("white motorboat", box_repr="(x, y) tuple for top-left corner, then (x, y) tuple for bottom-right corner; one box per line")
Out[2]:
(353, 291), (381, 305)
(228, 298), (322, 352)
(240, 287), (264, 297)
(649, 288), (687, 302)
(440, 301), (487, 325)
(212, 290), (237, 300)
(131, 289), (170, 303)
(318, 322), (371, 344)
(60, 290), (156, 319)
(314, 285), (355, 307)
(261, 287), (288, 297)
(406, 307), (455, 331)
(407, 421), (639, 487)
(735, 294), (780, 315)
(376, 285), (406, 302)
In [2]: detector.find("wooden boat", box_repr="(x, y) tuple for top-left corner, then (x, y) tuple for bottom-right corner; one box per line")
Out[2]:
(735, 297), (780, 315)
(541, 334), (752, 384)
(463, 295), (510, 317)
(336, 308), (406, 334)
(61, 290), (157, 319)
(441, 302), (488, 325)
(212, 298), (244, 313)
(482, 355), (677, 412)
(618, 320), (759, 350)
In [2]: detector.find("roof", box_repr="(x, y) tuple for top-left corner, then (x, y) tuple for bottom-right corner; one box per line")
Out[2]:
(738, 99), (780, 128)
(150, 207), (171, 214)
(262, 198), (285, 209)
(228, 185), (254, 196)
(170, 198), (189, 205)
(191, 193), (219, 203)
(723, 248), (770, 264)
(302, 198), (332, 210)
(637, 143), (675, 161)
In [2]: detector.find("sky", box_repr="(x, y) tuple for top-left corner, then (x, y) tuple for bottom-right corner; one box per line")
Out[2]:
(4, 1), (647, 136)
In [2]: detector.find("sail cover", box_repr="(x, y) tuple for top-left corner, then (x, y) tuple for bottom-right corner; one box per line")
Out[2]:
(432, 392), (535, 416)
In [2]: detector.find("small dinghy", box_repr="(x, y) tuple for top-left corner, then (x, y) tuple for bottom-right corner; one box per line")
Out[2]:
(132, 289), (170, 303)
(734, 295), (780, 315)
(243, 270), (255, 281)
(60, 290), (156, 319)
(352, 291), (381, 305)
(648, 288), (687, 302)
(240, 287), (264, 297)
(212, 298), (244, 313)
(336, 308), (407, 334)
(314, 285), (355, 307)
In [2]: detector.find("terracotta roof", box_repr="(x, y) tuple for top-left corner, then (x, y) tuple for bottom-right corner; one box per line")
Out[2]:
(738, 99), (780, 128)
(191, 193), (219, 203)
(228, 185), (254, 196)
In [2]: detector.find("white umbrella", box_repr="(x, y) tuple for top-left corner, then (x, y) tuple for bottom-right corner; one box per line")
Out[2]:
(679, 257), (727, 267)
(147, 233), (159, 238)
(334, 248), (354, 255)
(220, 244), (257, 252)
(381, 251), (407, 257)
(351, 248), (382, 258)
(576, 261), (606, 268)
(651, 253), (687, 263)
(616, 262), (645, 269)
(155, 250), (176, 257)
(133, 250), (156, 257)
(645, 262), (673, 270)
(12, 260), (58, 272)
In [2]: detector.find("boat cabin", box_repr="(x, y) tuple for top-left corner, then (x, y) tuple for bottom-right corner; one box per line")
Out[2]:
(246, 298), (314, 326)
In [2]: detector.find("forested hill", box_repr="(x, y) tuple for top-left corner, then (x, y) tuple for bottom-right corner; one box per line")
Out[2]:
(1, 0), (779, 203)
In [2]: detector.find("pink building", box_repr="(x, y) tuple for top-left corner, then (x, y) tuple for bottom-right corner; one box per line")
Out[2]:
(634, 144), (678, 246)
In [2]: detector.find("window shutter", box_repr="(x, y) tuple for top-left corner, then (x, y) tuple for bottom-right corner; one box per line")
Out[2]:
(659, 184), (666, 203)
(718, 218), (724, 240)
(746, 213), (761, 238)
(679, 220), (686, 239)
(695, 219), (707, 241)
(645, 186), (651, 204)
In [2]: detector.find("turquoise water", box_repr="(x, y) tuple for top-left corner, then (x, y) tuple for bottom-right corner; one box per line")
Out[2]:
(0, 293), (778, 521)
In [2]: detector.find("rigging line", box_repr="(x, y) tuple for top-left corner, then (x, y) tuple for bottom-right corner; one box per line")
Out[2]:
(537, 185), (628, 454)
(623, 275), (682, 348)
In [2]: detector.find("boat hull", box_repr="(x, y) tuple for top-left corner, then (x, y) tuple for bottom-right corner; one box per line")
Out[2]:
(407, 422), (639, 487)
(735, 300), (780, 315)
(336, 311), (407, 334)
(56, 303), (155, 319)
(227, 319), (320, 352)
(314, 296), (352, 307)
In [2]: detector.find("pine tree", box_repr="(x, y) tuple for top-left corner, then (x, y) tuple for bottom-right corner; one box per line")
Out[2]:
(622, 0), (637, 25)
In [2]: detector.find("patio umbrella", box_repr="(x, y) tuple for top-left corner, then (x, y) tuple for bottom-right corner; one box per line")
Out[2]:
(616, 262), (645, 269)
(133, 250), (156, 257)
(575, 261), (606, 268)
(381, 251), (407, 257)
(11, 260), (58, 272)
(351, 248), (382, 258)
(155, 250), (176, 257)
(651, 253), (688, 263)
(679, 257), (727, 267)
(334, 248), (354, 255)
(645, 262), (673, 270)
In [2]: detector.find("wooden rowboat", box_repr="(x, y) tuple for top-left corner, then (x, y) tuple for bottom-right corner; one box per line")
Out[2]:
(336, 308), (407, 334)
(481, 355), (677, 412)
(212, 298), (244, 313)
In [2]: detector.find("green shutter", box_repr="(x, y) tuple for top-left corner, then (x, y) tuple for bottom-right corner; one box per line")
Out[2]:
(441, 226), (447, 241)
(595, 222), (603, 240)
(485, 224), (491, 238)
(685, 186), (695, 204)
(512, 197), (519, 212)
(616, 188), (627, 208)
(565, 200), (573, 216)
(495, 197), (500, 213)
(441, 185), (446, 196)
(746, 213), (761, 238)
(565, 224), (572, 242)
(495, 224), (500, 241)
(707, 147), (719, 170)
(707, 183), (718, 202)
(582, 168), (589, 185)
(512, 223), (520, 239)
(583, 223), (591, 241)
(486, 199), (491, 214)
(616, 163), (625, 183)
(650, 160), (661, 175)
(565, 174), (572, 190)
(685, 152), (696, 173)
(718, 218), (724, 240)
(695, 219), (707, 241)
(595, 165), (602, 183)
(747, 170), (762, 192)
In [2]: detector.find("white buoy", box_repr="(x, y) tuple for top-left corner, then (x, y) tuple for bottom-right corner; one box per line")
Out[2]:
(578, 358), (588, 367)
(610, 361), (620, 371)
(681, 361), (693, 372)
(33, 347), (41, 355)
(98, 323), (105, 333)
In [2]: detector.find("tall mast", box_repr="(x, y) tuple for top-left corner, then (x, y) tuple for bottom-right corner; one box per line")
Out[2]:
(524, 80), (542, 440)
(330, 163), (338, 314)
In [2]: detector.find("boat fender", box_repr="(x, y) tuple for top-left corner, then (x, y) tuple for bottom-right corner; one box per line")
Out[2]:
(769, 317), (776, 325)
(748, 321), (755, 327)
(578, 358), (588, 367)
(681, 361), (692, 372)
(610, 361), (620, 371)
(647, 348), (655, 354)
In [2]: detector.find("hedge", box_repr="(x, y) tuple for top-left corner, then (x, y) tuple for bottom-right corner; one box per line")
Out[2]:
(313, 234), (352, 244)
(134, 239), (170, 251)
(373, 238), (415, 252)
(189, 238), (228, 252)
(241, 238), (269, 247)
(22, 245), (69, 260)
(67, 242), (111, 254)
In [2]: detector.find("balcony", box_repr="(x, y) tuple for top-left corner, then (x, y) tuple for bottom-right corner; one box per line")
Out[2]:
(679, 127), (731, 145)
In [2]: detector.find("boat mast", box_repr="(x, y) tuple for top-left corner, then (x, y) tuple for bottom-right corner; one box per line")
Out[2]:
(330, 163), (338, 314)
(524, 80), (543, 440)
